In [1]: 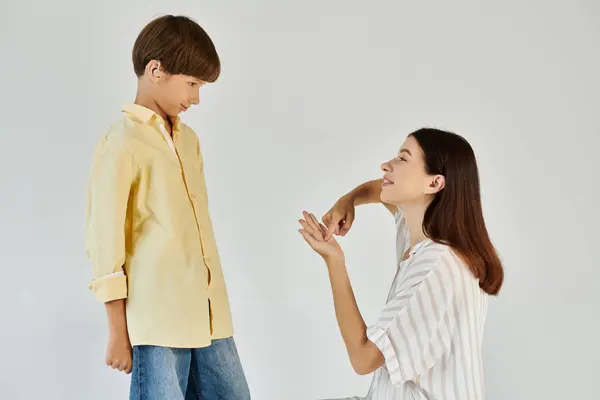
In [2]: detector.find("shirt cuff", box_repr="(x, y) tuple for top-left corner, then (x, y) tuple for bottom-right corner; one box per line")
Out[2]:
(88, 271), (127, 303)
(367, 325), (404, 385)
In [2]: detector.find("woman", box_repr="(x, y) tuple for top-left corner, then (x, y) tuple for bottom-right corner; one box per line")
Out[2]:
(298, 128), (503, 399)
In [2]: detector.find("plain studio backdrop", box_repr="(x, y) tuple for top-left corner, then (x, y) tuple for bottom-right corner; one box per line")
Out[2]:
(1, 0), (599, 399)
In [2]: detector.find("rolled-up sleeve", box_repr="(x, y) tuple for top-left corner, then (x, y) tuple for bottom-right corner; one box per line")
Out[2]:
(85, 132), (133, 303)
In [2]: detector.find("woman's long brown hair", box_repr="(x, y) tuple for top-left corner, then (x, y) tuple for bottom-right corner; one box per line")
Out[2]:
(411, 128), (504, 295)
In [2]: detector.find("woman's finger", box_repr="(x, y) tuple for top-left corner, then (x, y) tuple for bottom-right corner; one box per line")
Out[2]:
(319, 223), (332, 239)
(303, 211), (320, 233)
(299, 229), (318, 248)
(308, 213), (327, 241)
(340, 211), (355, 236)
(299, 219), (321, 241)
(322, 212), (331, 227)
(326, 213), (342, 240)
(314, 216), (333, 239)
(301, 213), (323, 241)
(308, 213), (322, 231)
(316, 221), (329, 238)
(318, 223), (327, 238)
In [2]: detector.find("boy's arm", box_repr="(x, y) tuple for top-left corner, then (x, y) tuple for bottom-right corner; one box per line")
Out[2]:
(104, 299), (132, 373)
(85, 133), (133, 303)
(86, 133), (134, 373)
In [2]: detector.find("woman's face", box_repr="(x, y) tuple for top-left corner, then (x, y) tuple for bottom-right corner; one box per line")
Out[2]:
(380, 135), (445, 207)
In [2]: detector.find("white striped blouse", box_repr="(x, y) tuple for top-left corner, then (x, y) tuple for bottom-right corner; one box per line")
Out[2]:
(363, 209), (489, 400)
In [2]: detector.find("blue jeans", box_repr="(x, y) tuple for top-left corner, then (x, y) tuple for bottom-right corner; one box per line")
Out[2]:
(130, 337), (251, 400)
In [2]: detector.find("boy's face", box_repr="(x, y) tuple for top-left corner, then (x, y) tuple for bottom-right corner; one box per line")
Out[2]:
(157, 74), (206, 117)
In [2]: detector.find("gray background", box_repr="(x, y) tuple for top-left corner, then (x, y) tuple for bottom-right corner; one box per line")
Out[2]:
(1, 0), (599, 399)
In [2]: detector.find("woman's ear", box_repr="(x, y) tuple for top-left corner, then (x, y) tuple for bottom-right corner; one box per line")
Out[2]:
(426, 175), (445, 194)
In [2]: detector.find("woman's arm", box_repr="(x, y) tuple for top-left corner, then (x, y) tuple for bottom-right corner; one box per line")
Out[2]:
(323, 179), (396, 240)
(345, 179), (397, 214)
(325, 257), (385, 375)
(298, 212), (384, 375)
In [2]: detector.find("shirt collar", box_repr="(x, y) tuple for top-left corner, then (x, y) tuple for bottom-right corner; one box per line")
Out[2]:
(121, 103), (181, 131)
(410, 238), (432, 257)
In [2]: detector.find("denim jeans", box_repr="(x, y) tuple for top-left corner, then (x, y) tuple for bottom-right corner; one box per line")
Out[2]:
(323, 398), (365, 400)
(130, 337), (251, 400)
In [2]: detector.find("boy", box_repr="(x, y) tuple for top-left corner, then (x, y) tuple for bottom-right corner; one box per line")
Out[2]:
(85, 15), (251, 400)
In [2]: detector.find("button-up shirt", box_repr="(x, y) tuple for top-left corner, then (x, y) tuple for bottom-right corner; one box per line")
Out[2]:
(364, 209), (488, 399)
(85, 103), (233, 348)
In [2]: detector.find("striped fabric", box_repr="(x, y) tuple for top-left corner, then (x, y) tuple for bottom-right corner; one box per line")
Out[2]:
(362, 209), (488, 399)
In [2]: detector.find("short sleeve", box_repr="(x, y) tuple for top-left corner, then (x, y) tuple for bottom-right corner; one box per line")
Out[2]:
(367, 250), (465, 384)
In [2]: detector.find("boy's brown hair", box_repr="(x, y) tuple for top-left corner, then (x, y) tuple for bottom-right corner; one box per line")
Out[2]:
(132, 15), (221, 82)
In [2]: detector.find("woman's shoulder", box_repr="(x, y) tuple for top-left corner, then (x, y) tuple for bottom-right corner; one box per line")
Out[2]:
(414, 241), (478, 284)
(412, 240), (451, 265)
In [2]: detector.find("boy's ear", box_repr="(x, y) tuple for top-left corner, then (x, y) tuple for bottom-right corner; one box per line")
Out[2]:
(145, 60), (162, 81)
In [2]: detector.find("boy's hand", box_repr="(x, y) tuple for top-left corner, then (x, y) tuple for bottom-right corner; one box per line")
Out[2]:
(105, 333), (133, 374)
(322, 195), (356, 240)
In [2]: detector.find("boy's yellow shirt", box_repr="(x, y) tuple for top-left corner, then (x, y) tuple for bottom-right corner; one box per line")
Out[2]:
(85, 103), (233, 348)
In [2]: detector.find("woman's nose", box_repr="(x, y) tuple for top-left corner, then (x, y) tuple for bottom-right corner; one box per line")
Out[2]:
(381, 161), (392, 172)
